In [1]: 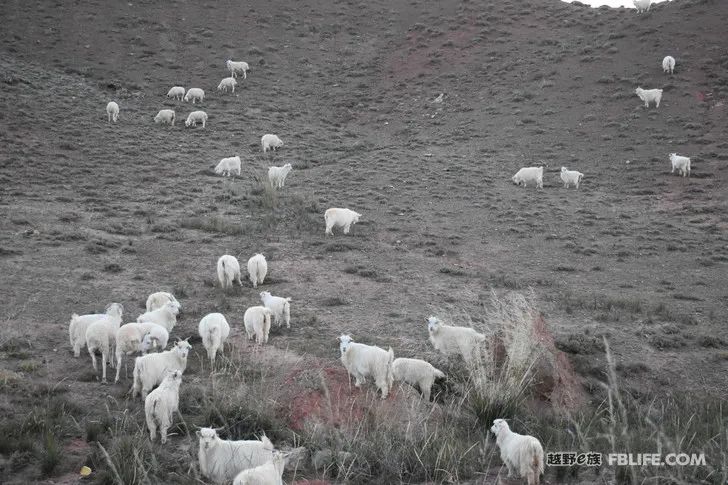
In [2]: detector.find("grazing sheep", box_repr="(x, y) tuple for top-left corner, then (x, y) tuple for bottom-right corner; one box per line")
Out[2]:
(167, 86), (185, 100)
(259, 291), (291, 328)
(261, 134), (283, 153)
(512, 167), (544, 189)
(669, 153), (691, 177)
(268, 163), (292, 189)
(154, 109), (176, 126)
(139, 322), (170, 354)
(324, 208), (361, 236)
(137, 301), (179, 332)
(198, 313), (230, 366)
(106, 101), (119, 123)
(214, 156), (241, 177)
(244, 306), (273, 344)
(184, 87), (205, 104)
(560, 167), (584, 189)
(217, 76), (238, 93)
(197, 427), (275, 484)
(114, 322), (146, 382)
(635, 87), (662, 108)
(427, 316), (485, 363)
(86, 315), (123, 383)
(662, 56), (675, 74)
(132, 339), (191, 400)
(233, 452), (285, 485)
(392, 357), (445, 402)
(185, 110), (208, 128)
(247, 253), (267, 288)
(491, 419), (544, 485)
(217, 255), (243, 289)
(146, 292), (181, 313)
(226, 59), (250, 79)
(633, 0), (651, 13)
(338, 334), (394, 399)
(68, 303), (124, 357)
(145, 369), (182, 444)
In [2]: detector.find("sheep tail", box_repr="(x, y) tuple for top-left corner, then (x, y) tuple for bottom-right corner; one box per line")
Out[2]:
(531, 439), (545, 476)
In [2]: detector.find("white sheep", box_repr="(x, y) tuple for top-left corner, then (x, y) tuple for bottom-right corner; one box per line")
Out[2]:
(146, 292), (181, 313)
(512, 167), (544, 189)
(267, 163), (292, 189)
(198, 313), (230, 366)
(662, 55), (675, 74)
(132, 339), (191, 400)
(184, 87), (205, 104)
(68, 303), (123, 357)
(669, 153), (691, 177)
(114, 322), (146, 383)
(217, 76), (238, 93)
(154, 109), (176, 126)
(217, 254), (243, 289)
(137, 301), (180, 332)
(338, 335), (394, 399)
(392, 357), (445, 402)
(261, 134), (283, 153)
(185, 110), (208, 128)
(244, 306), (273, 344)
(560, 167), (584, 189)
(259, 291), (291, 329)
(233, 452), (285, 485)
(247, 253), (267, 288)
(145, 369), (182, 444)
(491, 419), (544, 485)
(324, 208), (361, 236)
(226, 59), (250, 79)
(215, 156), (241, 177)
(106, 101), (119, 123)
(427, 316), (486, 363)
(633, 0), (651, 13)
(139, 322), (170, 353)
(167, 86), (185, 100)
(635, 87), (662, 108)
(197, 427), (275, 484)
(85, 314), (123, 383)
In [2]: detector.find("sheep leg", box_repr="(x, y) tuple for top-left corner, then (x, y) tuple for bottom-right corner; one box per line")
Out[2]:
(147, 415), (157, 442)
(101, 352), (107, 383)
(115, 352), (123, 383)
(89, 350), (98, 373)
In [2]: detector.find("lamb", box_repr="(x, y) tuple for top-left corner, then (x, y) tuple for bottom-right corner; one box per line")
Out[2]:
(261, 134), (283, 153)
(669, 153), (691, 177)
(226, 59), (250, 79)
(167, 86), (185, 100)
(185, 110), (208, 128)
(198, 313), (230, 366)
(154, 109), (176, 126)
(184, 87), (205, 104)
(232, 452), (285, 485)
(214, 156), (241, 177)
(146, 292), (181, 313)
(512, 167), (544, 189)
(392, 357), (445, 402)
(244, 306), (273, 344)
(139, 322), (170, 354)
(132, 339), (191, 400)
(338, 335), (394, 399)
(197, 427), (275, 484)
(114, 322), (147, 383)
(137, 301), (180, 332)
(491, 419), (544, 485)
(560, 167), (584, 189)
(247, 253), (267, 288)
(145, 369), (182, 444)
(259, 291), (291, 329)
(217, 76), (238, 93)
(324, 208), (362, 236)
(85, 313), (123, 383)
(635, 87), (662, 108)
(106, 101), (119, 123)
(68, 303), (124, 357)
(217, 255), (243, 289)
(267, 163), (292, 189)
(662, 55), (675, 74)
(427, 316), (486, 363)
(633, 0), (651, 13)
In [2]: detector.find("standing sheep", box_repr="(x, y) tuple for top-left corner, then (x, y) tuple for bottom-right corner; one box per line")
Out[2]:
(145, 369), (183, 444)
(560, 167), (584, 189)
(392, 357), (445, 402)
(68, 302), (124, 357)
(244, 306), (273, 344)
(214, 156), (242, 177)
(139, 322), (170, 354)
(491, 419), (544, 485)
(512, 167), (544, 189)
(154, 109), (176, 126)
(197, 427), (275, 484)
(261, 134), (283, 153)
(427, 316), (486, 363)
(226, 59), (250, 79)
(167, 86), (185, 100)
(669, 153), (691, 177)
(132, 339), (191, 400)
(106, 101), (119, 123)
(86, 315), (122, 383)
(137, 301), (179, 332)
(114, 322), (146, 383)
(198, 313), (231, 367)
(247, 253), (267, 288)
(217, 77), (238, 93)
(662, 56), (675, 74)
(324, 208), (361, 236)
(268, 164), (292, 189)
(259, 291), (291, 328)
(146, 292), (181, 313)
(635, 87), (662, 108)
(233, 452), (285, 485)
(217, 255), (243, 289)
(338, 335), (394, 399)
(184, 87), (205, 104)
(185, 110), (208, 128)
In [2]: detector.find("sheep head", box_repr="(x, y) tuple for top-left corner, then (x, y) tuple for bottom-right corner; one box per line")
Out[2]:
(490, 418), (510, 437)
(338, 334), (352, 354)
(105, 302), (124, 317)
(427, 316), (441, 334)
(260, 291), (272, 301)
(197, 427), (220, 450)
(174, 339), (191, 358)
